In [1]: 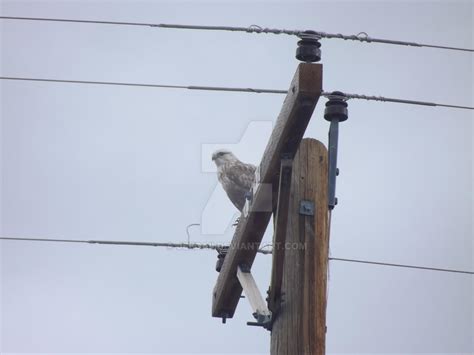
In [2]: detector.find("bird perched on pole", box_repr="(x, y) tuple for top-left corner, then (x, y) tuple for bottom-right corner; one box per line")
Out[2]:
(212, 149), (256, 212)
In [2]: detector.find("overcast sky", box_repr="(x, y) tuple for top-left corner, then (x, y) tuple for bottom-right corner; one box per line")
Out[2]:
(1, 1), (473, 354)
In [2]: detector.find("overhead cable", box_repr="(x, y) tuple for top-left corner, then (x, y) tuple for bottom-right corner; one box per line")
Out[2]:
(0, 236), (272, 254)
(329, 257), (474, 275)
(1, 16), (473, 53)
(1, 76), (472, 110)
(2, 237), (473, 275)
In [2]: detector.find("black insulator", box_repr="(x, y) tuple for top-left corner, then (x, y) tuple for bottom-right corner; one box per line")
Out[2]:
(296, 31), (321, 62)
(215, 257), (224, 272)
(215, 246), (229, 272)
(324, 91), (349, 122)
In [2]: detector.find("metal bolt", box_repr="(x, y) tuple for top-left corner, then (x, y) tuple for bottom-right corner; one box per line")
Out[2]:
(299, 200), (315, 215)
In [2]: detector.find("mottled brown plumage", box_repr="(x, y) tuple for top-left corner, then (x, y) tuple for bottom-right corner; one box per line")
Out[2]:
(212, 149), (256, 211)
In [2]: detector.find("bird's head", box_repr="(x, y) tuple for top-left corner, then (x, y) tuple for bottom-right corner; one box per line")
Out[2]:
(212, 149), (238, 166)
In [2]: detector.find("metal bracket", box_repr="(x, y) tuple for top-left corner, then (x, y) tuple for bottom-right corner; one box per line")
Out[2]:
(239, 263), (251, 273)
(215, 246), (229, 272)
(324, 91), (348, 210)
(299, 200), (315, 216)
(267, 158), (293, 316)
(247, 315), (273, 331)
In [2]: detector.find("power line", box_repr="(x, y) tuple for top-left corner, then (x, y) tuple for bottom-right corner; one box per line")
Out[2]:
(0, 76), (287, 94)
(329, 257), (474, 275)
(1, 76), (473, 111)
(1, 16), (473, 53)
(1, 236), (472, 275)
(0, 236), (272, 254)
(334, 93), (474, 111)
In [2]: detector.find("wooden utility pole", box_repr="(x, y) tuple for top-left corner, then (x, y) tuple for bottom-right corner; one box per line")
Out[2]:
(270, 138), (329, 355)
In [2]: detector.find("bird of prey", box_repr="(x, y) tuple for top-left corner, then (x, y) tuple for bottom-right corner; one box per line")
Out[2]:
(212, 149), (256, 212)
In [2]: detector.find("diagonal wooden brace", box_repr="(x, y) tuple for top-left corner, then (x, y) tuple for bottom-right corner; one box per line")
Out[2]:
(267, 158), (293, 314)
(237, 265), (272, 326)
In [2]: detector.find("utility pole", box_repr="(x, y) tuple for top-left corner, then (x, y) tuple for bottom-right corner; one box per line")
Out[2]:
(270, 138), (329, 355)
(212, 31), (330, 355)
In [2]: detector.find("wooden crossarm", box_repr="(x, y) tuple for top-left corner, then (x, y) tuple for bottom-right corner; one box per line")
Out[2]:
(212, 63), (323, 319)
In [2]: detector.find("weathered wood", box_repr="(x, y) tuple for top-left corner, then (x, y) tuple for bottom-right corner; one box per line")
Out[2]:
(270, 138), (329, 355)
(236, 266), (271, 322)
(267, 159), (293, 314)
(212, 63), (323, 319)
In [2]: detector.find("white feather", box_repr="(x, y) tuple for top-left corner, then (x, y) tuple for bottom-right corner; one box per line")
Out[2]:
(212, 150), (256, 211)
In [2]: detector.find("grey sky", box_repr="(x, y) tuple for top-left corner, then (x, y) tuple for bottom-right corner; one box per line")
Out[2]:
(0, 0), (473, 354)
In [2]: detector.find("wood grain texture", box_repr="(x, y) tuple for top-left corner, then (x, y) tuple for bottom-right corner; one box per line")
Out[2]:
(270, 139), (329, 355)
(212, 64), (323, 319)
